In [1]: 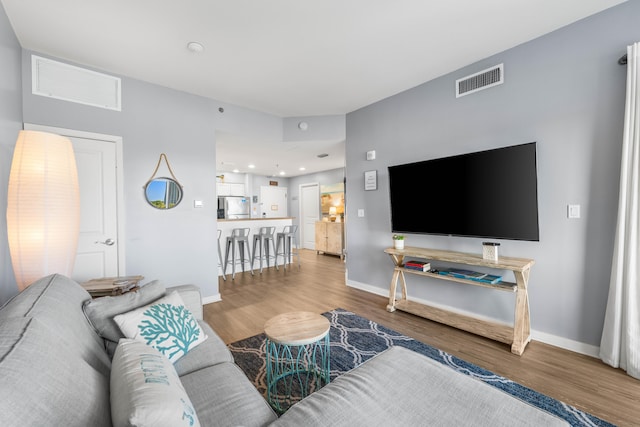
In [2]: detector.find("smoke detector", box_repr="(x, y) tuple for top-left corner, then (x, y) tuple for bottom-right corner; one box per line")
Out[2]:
(187, 42), (204, 53)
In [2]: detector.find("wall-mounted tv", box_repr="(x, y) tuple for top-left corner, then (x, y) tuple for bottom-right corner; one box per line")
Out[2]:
(388, 142), (540, 241)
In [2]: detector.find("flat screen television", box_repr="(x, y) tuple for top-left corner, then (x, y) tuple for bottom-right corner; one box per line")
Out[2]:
(388, 142), (540, 241)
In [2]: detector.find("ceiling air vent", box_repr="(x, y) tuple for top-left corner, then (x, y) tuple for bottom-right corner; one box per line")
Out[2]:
(32, 55), (121, 111)
(456, 64), (504, 98)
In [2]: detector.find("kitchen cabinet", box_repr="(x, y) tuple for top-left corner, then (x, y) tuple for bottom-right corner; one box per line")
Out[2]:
(217, 182), (245, 196)
(315, 221), (344, 259)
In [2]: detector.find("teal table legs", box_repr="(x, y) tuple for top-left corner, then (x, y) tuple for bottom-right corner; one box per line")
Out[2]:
(265, 333), (330, 413)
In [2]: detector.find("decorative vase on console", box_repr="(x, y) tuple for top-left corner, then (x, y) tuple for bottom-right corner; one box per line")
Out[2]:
(393, 234), (405, 250)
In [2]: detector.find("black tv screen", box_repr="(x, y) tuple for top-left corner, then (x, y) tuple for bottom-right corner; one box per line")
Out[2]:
(388, 142), (540, 241)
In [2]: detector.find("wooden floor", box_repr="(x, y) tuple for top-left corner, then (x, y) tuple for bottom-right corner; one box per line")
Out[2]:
(204, 249), (639, 426)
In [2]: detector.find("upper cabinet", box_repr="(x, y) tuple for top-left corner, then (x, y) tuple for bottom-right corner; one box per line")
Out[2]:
(217, 182), (245, 196)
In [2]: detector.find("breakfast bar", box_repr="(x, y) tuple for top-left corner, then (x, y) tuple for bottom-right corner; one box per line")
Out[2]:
(217, 217), (294, 276)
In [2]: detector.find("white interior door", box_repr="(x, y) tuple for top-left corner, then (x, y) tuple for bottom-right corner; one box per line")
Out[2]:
(24, 124), (124, 282)
(71, 137), (119, 281)
(300, 183), (320, 249)
(260, 186), (288, 218)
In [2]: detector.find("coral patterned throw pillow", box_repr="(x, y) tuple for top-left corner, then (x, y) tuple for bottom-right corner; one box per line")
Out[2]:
(114, 291), (207, 363)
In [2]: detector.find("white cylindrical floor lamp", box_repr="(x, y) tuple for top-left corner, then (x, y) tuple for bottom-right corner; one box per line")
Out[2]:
(6, 130), (80, 291)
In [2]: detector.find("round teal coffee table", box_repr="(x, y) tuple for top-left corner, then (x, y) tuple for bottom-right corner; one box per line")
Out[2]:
(264, 311), (331, 413)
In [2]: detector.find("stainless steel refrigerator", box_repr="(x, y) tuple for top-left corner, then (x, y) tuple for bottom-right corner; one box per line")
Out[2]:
(217, 196), (250, 219)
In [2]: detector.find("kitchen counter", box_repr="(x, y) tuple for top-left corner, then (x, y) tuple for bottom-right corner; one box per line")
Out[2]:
(217, 217), (294, 276)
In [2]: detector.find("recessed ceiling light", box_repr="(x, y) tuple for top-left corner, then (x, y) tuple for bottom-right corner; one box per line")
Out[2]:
(232, 169), (239, 173)
(187, 42), (204, 53)
(299, 167), (306, 171)
(248, 164), (255, 169)
(298, 121), (308, 131)
(279, 171), (286, 176)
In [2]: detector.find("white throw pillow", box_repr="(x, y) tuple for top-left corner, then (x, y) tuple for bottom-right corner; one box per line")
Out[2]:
(114, 291), (207, 363)
(110, 339), (200, 427)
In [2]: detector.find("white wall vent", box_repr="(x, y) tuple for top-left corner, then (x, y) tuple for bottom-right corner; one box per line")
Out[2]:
(32, 55), (121, 111)
(455, 64), (504, 98)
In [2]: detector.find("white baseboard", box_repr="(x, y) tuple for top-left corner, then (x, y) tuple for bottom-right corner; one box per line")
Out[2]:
(345, 279), (600, 358)
(531, 330), (600, 358)
(347, 279), (388, 298)
(202, 293), (222, 305)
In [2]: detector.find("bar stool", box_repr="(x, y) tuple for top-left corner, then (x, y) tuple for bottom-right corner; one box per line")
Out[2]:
(275, 225), (300, 270)
(217, 229), (226, 281)
(224, 228), (254, 280)
(251, 226), (277, 273)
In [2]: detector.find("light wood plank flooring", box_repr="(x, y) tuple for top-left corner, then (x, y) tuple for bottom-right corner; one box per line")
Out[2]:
(204, 249), (639, 426)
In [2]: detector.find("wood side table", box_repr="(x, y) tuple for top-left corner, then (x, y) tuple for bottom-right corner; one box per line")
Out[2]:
(81, 275), (144, 298)
(264, 311), (330, 413)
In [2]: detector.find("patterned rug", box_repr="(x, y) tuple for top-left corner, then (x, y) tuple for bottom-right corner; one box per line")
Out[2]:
(228, 308), (614, 426)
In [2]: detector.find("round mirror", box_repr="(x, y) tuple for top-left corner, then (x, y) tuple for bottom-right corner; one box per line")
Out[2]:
(144, 177), (183, 209)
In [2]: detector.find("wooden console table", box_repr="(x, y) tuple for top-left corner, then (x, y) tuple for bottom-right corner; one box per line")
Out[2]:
(384, 246), (534, 355)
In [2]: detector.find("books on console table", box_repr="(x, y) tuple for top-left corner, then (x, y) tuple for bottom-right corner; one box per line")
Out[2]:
(437, 268), (502, 284)
(403, 260), (431, 272)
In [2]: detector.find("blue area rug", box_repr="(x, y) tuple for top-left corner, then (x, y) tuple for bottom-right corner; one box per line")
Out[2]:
(228, 308), (614, 426)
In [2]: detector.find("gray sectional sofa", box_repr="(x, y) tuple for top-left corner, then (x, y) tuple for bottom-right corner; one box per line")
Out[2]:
(0, 274), (568, 426)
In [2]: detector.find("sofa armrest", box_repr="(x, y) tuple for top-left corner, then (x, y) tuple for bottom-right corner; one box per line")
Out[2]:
(167, 285), (203, 320)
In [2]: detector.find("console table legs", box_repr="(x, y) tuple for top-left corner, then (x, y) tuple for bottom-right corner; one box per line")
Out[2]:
(511, 269), (531, 355)
(387, 253), (407, 312)
(384, 248), (533, 356)
(387, 268), (407, 312)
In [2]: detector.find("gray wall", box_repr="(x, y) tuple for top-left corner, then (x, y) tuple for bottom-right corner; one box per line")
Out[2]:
(232, 167), (346, 229)
(19, 50), (221, 299)
(289, 168), (346, 231)
(0, 4), (344, 303)
(0, 40), (283, 301)
(345, 2), (639, 351)
(0, 3), (23, 303)
(1, 0), (637, 353)
(248, 174), (290, 218)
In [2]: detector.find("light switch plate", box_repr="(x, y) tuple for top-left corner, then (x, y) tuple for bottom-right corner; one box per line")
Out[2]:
(567, 204), (580, 219)
(358, 209), (365, 217)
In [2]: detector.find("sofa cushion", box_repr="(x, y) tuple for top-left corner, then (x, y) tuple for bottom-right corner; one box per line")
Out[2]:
(0, 317), (111, 427)
(0, 273), (111, 376)
(167, 284), (204, 320)
(180, 362), (278, 427)
(272, 346), (568, 426)
(114, 291), (207, 363)
(83, 280), (166, 357)
(174, 320), (234, 376)
(111, 339), (200, 427)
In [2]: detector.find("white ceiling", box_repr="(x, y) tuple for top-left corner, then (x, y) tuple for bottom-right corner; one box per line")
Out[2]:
(2, 0), (626, 177)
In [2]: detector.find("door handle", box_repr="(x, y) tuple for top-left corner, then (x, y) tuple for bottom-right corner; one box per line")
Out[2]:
(95, 238), (115, 246)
